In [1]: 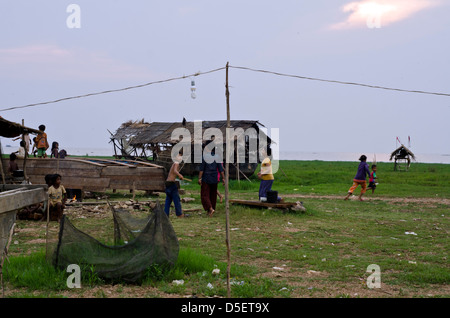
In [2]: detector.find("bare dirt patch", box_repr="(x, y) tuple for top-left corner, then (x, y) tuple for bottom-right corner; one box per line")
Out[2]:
(280, 193), (450, 206)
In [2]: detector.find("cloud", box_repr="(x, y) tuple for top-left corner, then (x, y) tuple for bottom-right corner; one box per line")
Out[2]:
(330, 0), (441, 30)
(0, 44), (156, 81)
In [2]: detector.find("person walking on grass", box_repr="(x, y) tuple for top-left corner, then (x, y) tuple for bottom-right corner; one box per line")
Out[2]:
(367, 164), (378, 194)
(198, 146), (224, 217)
(344, 155), (371, 201)
(164, 152), (186, 218)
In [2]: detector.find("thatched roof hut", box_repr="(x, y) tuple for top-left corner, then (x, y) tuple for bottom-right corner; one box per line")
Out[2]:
(389, 144), (415, 171)
(110, 119), (272, 177)
(0, 117), (41, 184)
(112, 119), (269, 145)
(0, 117), (40, 138)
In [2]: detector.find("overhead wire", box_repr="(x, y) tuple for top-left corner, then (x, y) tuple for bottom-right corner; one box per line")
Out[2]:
(0, 67), (226, 112)
(228, 65), (450, 98)
(1, 64), (449, 113)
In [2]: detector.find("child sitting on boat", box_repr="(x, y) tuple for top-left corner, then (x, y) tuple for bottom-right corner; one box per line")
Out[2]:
(48, 174), (67, 222)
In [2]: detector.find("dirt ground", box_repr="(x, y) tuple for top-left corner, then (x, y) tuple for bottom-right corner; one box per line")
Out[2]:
(2, 194), (449, 298)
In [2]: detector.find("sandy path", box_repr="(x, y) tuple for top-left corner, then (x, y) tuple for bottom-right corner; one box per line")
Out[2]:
(278, 193), (450, 205)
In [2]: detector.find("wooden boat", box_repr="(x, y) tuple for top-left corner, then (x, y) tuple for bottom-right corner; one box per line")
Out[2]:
(2, 157), (167, 193)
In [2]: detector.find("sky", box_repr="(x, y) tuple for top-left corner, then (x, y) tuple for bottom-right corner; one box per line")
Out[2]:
(1, 0), (449, 158)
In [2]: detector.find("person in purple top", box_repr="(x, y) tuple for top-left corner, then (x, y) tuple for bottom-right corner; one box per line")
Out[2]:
(344, 155), (371, 201)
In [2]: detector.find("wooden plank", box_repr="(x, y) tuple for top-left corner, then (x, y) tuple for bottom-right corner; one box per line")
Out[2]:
(55, 158), (107, 167)
(80, 158), (137, 168)
(59, 177), (111, 190)
(74, 157), (165, 169)
(101, 166), (164, 177)
(109, 181), (165, 191)
(229, 199), (297, 209)
(0, 188), (48, 214)
(1, 184), (48, 191)
(24, 168), (103, 178)
(120, 160), (165, 169)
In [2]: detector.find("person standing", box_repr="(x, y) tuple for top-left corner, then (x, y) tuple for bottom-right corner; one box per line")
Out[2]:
(344, 155), (371, 201)
(35, 125), (49, 158)
(367, 164), (378, 194)
(50, 141), (59, 158)
(198, 148), (224, 217)
(164, 153), (186, 218)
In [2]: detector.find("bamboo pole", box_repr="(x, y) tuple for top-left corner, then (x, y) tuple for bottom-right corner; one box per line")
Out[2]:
(21, 119), (28, 182)
(225, 62), (231, 298)
(236, 141), (240, 183)
(232, 163), (252, 183)
(45, 193), (50, 257)
(0, 142), (5, 185)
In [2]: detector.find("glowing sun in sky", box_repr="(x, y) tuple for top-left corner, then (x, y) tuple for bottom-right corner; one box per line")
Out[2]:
(331, 0), (441, 29)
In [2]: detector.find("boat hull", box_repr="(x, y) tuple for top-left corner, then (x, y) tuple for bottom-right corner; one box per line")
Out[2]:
(4, 157), (167, 193)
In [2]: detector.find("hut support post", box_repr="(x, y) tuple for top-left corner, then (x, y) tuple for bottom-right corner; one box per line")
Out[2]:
(21, 119), (28, 181)
(0, 142), (5, 185)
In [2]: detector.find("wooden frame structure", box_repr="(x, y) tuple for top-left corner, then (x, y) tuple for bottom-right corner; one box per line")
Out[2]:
(389, 144), (416, 171)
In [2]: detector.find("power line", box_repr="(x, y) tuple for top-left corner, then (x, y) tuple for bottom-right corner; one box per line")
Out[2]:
(1, 64), (449, 113)
(0, 67), (226, 112)
(229, 65), (450, 97)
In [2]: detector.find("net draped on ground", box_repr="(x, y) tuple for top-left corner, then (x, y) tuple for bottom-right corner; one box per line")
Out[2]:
(49, 202), (179, 283)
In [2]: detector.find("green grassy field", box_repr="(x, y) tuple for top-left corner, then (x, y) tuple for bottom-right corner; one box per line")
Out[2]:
(2, 160), (449, 298)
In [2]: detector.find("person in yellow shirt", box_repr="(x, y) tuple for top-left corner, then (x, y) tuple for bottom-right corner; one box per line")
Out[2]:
(48, 174), (67, 222)
(257, 148), (277, 202)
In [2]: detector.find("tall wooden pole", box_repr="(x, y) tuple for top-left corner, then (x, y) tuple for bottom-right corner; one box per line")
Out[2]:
(22, 119), (28, 181)
(225, 62), (231, 298)
(0, 141), (5, 185)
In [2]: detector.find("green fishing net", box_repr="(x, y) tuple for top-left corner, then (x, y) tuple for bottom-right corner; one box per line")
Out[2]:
(49, 202), (179, 283)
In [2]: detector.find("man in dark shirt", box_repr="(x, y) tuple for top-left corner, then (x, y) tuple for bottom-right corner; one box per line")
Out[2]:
(198, 149), (225, 217)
